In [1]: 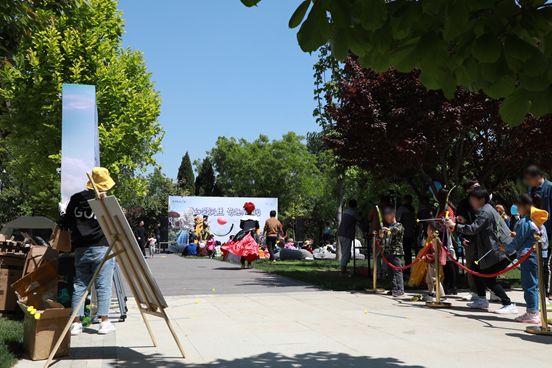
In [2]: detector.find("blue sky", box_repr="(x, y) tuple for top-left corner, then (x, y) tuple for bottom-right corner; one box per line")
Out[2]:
(118, 0), (319, 178)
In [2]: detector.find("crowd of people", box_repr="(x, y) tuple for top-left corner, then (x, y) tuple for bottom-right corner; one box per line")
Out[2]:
(339, 165), (551, 324)
(57, 164), (552, 337)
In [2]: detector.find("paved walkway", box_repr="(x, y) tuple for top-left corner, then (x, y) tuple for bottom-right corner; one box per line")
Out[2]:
(143, 254), (315, 296)
(16, 256), (552, 368)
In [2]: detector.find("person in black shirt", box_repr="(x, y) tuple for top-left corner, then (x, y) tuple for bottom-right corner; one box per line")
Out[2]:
(134, 220), (147, 257)
(456, 179), (480, 298)
(59, 167), (116, 336)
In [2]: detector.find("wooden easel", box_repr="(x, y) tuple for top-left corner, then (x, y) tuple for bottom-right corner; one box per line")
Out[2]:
(44, 174), (185, 367)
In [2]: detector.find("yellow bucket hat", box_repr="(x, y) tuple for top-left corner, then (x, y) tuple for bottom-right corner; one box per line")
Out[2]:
(86, 167), (115, 192)
(530, 206), (549, 228)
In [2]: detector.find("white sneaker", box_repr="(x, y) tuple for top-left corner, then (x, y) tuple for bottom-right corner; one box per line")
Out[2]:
(495, 303), (518, 314)
(98, 320), (115, 335)
(70, 322), (83, 336)
(467, 298), (489, 310)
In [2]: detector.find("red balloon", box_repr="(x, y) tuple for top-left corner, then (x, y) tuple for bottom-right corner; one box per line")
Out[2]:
(217, 217), (228, 225)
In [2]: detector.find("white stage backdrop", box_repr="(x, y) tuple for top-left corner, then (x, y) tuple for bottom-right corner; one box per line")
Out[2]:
(168, 196), (278, 243)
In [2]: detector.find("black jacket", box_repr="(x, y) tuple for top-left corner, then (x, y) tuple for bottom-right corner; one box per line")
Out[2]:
(60, 189), (108, 248)
(134, 226), (146, 245)
(456, 204), (509, 270)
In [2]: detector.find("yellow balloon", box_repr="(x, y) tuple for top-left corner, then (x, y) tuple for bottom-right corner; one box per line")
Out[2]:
(34, 313), (41, 320)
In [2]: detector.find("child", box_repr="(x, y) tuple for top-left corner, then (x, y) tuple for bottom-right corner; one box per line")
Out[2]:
(381, 207), (405, 297)
(422, 224), (446, 302)
(147, 234), (157, 258)
(206, 234), (216, 259)
(501, 194), (548, 323)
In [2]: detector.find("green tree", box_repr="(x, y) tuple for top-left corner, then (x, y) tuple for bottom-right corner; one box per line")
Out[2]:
(242, 0), (552, 125)
(194, 158), (217, 196)
(142, 168), (179, 229)
(0, 0), (162, 218)
(176, 152), (195, 194)
(207, 132), (322, 217)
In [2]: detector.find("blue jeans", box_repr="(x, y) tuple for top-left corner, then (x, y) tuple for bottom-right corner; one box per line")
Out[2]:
(72, 246), (114, 317)
(520, 254), (538, 313)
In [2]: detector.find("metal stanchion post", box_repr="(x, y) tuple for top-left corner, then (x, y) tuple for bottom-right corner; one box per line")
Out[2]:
(426, 231), (451, 308)
(526, 233), (552, 335)
(366, 231), (385, 293)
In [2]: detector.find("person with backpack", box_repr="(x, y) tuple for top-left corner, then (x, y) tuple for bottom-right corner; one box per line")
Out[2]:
(446, 187), (517, 314)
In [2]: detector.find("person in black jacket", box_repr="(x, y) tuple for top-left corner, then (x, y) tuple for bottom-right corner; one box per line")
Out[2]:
(60, 167), (116, 336)
(455, 179), (480, 298)
(134, 220), (147, 257)
(447, 188), (517, 314)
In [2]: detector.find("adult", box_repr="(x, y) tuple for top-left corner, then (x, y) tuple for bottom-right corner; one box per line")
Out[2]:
(524, 165), (552, 300)
(238, 202), (260, 268)
(446, 187), (517, 314)
(455, 179), (480, 298)
(396, 194), (416, 265)
(134, 220), (146, 257)
(338, 199), (361, 274)
(263, 210), (284, 261)
(154, 223), (162, 245)
(60, 167), (116, 336)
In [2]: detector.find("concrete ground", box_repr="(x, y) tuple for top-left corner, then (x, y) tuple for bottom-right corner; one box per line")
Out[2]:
(16, 255), (552, 368)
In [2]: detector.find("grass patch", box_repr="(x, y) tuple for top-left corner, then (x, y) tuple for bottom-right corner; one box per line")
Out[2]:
(0, 316), (24, 368)
(253, 260), (386, 291)
(253, 259), (522, 291)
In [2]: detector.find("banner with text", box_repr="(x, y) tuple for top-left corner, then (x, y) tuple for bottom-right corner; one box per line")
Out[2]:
(168, 196), (278, 243)
(60, 84), (100, 210)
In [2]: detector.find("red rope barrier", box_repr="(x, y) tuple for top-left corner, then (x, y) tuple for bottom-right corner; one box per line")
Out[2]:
(443, 246), (534, 278)
(376, 240), (423, 271)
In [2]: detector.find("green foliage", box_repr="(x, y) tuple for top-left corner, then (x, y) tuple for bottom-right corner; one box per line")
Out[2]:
(0, 317), (23, 368)
(142, 168), (180, 228)
(177, 152), (195, 194)
(0, 0), (162, 218)
(243, 0), (552, 124)
(206, 132), (322, 218)
(194, 158), (217, 196)
(122, 168), (181, 229)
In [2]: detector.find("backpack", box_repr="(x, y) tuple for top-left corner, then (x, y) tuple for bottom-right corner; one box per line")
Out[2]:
(491, 207), (513, 247)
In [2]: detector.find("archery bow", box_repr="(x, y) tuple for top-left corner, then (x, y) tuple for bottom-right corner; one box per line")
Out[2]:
(443, 185), (457, 255)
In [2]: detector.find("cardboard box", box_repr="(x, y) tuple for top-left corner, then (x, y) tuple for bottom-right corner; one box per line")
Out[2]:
(11, 260), (58, 309)
(51, 228), (72, 253)
(0, 253), (25, 312)
(23, 245), (58, 275)
(18, 300), (71, 360)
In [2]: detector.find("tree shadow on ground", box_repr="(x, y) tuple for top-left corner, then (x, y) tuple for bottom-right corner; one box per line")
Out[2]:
(58, 349), (424, 368)
(506, 332), (552, 345)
